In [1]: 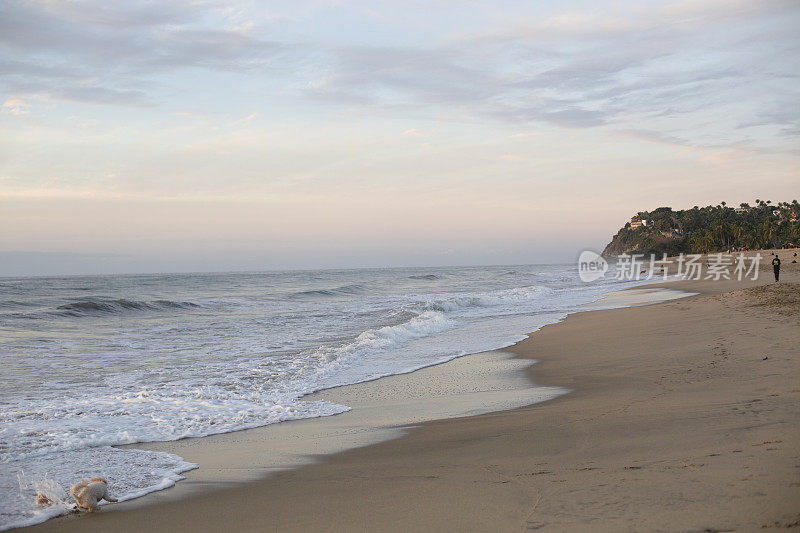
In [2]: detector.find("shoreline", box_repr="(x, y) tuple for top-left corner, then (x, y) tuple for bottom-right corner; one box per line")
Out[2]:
(18, 286), (681, 523)
(25, 264), (800, 531)
(120, 286), (684, 492)
(9, 282), (683, 528)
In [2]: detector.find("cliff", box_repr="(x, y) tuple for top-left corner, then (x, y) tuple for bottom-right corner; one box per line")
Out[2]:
(602, 201), (799, 257)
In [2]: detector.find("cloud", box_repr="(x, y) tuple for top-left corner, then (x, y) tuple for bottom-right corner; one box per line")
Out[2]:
(303, 1), (798, 146)
(616, 129), (690, 147)
(305, 45), (496, 108)
(0, 1), (284, 106)
(231, 113), (258, 126)
(1, 97), (30, 115)
(293, 1), (797, 141)
(0, 0), (797, 154)
(700, 145), (760, 167)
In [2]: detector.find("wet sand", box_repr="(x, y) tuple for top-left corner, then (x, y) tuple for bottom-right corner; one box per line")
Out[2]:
(28, 256), (800, 532)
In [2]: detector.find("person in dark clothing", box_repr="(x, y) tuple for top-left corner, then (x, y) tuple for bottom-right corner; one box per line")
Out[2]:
(772, 256), (781, 282)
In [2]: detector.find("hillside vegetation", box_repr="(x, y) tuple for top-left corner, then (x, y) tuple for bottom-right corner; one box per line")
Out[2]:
(602, 200), (800, 257)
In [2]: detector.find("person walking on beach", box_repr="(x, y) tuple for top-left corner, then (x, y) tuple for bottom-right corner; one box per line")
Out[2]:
(772, 255), (781, 282)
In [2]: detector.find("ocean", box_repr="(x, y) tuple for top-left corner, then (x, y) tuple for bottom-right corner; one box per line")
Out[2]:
(0, 264), (643, 529)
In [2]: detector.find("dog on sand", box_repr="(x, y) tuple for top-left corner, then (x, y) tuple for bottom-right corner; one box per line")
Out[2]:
(70, 477), (117, 512)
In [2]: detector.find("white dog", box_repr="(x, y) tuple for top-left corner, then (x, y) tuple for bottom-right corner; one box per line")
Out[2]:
(70, 477), (117, 512)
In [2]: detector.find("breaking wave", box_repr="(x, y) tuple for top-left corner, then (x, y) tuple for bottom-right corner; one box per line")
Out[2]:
(291, 284), (367, 298)
(408, 274), (440, 280)
(420, 285), (553, 313)
(55, 299), (200, 316)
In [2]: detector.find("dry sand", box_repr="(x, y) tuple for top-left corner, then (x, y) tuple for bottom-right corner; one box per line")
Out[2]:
(27, 254), (800, 532)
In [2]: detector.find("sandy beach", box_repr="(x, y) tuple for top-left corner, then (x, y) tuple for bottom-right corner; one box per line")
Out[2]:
(27, 255), (800, 532)
(5, 2), (800, 530)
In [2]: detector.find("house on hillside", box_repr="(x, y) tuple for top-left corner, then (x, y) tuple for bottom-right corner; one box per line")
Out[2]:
(734, 206), (750, 214)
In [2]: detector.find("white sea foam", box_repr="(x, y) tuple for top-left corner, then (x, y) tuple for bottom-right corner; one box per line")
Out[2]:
(1, 448), (196, 531)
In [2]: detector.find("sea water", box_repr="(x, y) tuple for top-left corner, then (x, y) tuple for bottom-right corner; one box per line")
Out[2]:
(0, 264), (646, 529)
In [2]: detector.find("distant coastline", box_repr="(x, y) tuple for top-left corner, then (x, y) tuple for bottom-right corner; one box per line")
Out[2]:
(603, 200), (799, 257)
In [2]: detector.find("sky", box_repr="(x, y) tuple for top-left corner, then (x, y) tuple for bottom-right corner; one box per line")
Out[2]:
(1, 0), (799, 275)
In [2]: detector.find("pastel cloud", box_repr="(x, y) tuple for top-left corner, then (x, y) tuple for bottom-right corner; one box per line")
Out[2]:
(1, 97), (30, 114)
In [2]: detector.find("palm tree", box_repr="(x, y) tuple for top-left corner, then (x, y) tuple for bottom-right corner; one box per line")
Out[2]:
(689, 232), (704, 253)
(713, 222), (727, 249)
(704, 230), (715, 252)
(761, 219), (778, 248)
(733, 223), (743, 245)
